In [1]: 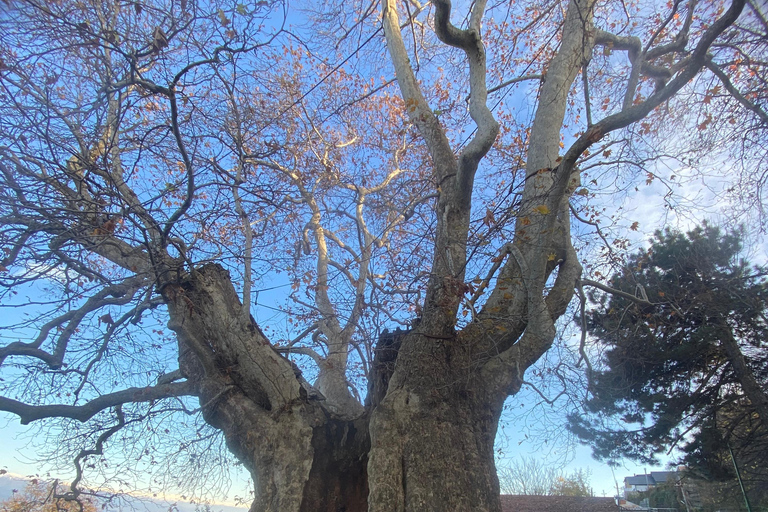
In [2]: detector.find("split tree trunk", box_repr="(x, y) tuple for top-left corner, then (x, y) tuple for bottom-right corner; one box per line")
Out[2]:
(161, 0), (603, 506)
(163, 264), (508, 512)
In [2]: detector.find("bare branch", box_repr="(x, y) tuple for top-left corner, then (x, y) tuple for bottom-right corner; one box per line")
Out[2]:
(486, 74), (543, 97)
(562, 0), (747, 173)
(579, 278), (653, 306)
(433, 0), (499, 195)
(0, 276), (148, 368)
(381, 0), (457, 181)
(705, 56), (768, 124)
(0, 381), (196, 425)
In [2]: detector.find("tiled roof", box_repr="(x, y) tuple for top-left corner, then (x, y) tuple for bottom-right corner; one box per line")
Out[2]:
(500, 495), (618, 512)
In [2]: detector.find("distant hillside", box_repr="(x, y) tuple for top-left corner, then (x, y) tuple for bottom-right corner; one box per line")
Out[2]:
(0, 473), (28, 502)
(0, 474), (247, 512)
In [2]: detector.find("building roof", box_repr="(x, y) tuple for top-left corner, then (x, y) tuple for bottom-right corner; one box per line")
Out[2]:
(649, 471), (678, 483)
(624, 471), (679, 487)
(624, 475), (655, 486)
(500, 495), (618, 512)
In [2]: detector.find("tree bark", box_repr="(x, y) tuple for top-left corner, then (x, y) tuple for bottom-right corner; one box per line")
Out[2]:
(368, 330), (505, 512)
(162, 264), (369, 512)
(718, 320), (768, 426)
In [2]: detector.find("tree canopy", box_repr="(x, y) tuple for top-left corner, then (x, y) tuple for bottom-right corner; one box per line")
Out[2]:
(0, 0), (766, 509)
(498, 457), (593, 497)
(569, 225), (768, 499)
(0, 480), (98, 512)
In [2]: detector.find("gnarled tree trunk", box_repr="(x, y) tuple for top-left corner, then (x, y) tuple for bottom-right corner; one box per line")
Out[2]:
(0, 0), (750, 510)
(163, 264), (369, 511)
(163, 0), (746, 509)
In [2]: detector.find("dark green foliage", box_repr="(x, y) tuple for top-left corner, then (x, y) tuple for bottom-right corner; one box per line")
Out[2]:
(568, 225), (768, 497)
(628, 482), (680, 510)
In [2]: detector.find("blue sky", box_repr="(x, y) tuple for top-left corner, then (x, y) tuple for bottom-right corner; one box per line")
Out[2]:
(1, 0), (765, 508)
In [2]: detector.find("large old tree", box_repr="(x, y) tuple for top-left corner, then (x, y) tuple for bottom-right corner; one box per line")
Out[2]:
(0, 0), (765, 510)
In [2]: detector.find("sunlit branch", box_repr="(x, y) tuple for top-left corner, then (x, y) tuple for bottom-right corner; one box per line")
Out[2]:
(274, 346), (323, 366)
(356, 168), (406, 195)
(381, 0), (457, 180)
(323, 228), (361, 261)
(342, 190), (375, 340)
(250, 157), (344, 337)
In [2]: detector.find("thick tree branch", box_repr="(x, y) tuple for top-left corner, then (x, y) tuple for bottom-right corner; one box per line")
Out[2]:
(381, 0), (458, 181)
(433, 0), (499, 203)
(0, 381), (196, 425)
(561, 0), (747, 172)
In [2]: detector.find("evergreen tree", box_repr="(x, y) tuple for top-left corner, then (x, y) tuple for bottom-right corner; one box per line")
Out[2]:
(569, 225), (768, 499)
